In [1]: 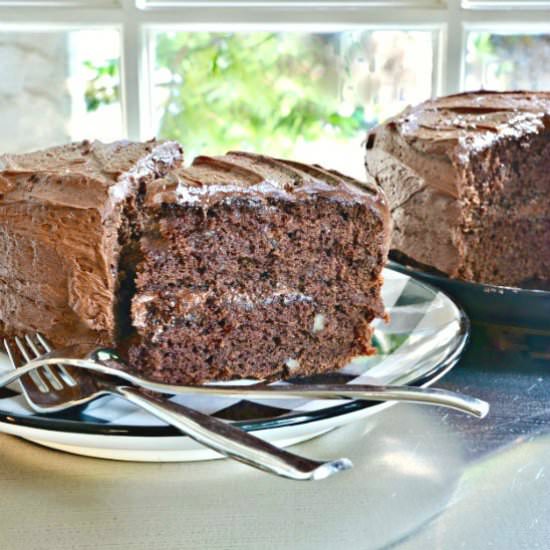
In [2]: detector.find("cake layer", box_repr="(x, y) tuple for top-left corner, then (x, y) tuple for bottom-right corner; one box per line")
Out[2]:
(365, 90), (550, 286)
(136, 199), (385, 303)
(462, 216), (550, 286)
(129, 298), (376, 385)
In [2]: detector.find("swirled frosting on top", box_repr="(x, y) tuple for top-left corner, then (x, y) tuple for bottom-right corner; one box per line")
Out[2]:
(0, 139), (182, 218)
(396, 91), (550, 158)
(366, 91), (550, 200)
(146, 151), (388, 219)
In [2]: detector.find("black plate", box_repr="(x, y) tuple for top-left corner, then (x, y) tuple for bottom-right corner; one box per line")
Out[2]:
(389, 259), (550, 331)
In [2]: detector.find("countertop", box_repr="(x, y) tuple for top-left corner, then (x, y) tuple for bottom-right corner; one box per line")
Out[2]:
(1, 326), (549, 550)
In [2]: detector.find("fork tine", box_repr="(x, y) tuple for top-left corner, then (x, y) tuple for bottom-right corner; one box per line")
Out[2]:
(12, 336), (50, 394)
(3, 339), (17, 370)
(35, 333), (52, 352)
(24, 335), (64, 390)
(34, 333), (77, 387)
(14, 336), (33, 363)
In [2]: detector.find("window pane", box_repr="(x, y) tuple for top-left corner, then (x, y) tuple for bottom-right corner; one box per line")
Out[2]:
(151, 30), (433, 178)
(0, 29), (122, 153)
(464, 32), (550, 91)
(463, 0), (550, 8)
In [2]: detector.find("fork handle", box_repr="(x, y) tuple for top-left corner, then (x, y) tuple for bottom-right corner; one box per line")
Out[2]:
(138, 382), (489, 418)
(0, 359), (489, 419)
(115, 385), (352, 481)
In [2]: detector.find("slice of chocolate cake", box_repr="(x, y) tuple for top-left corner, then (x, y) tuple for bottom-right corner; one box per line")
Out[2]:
(365, 91), (550, 287)
(128, 152), (390, 384)
(0, 142), (389, 384)
(0, 139), (183, 346)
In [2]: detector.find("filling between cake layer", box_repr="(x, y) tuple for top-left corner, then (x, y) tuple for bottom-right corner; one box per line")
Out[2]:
(124, 196), (386, 384)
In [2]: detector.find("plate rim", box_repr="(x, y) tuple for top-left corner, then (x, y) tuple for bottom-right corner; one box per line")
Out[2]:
(0, 268), (470, 438)
(388, 257), (550, 297)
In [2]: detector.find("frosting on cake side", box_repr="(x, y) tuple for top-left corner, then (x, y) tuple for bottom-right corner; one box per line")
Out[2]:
(0, 139), (182, 345)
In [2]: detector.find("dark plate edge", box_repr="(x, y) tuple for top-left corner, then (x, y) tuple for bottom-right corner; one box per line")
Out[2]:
(388, 258), (550, 297)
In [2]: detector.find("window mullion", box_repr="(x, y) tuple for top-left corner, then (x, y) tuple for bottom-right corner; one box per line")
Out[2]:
(443, 0), (464, 94)
(431, 26), (444, 96)
(121, 0), (143, 140)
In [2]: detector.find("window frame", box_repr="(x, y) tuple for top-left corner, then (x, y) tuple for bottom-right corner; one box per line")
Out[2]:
(0, 0), (548, 140)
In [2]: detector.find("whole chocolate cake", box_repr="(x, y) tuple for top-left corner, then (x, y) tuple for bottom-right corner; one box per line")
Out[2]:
(0, 142), (390, 384)
(365, 91), (550, 287)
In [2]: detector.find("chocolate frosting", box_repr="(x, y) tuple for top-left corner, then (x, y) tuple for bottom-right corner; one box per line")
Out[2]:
(146, 151), (389, 229)
(0, 139), (182, 217)
(0, 139), (182, 345)
(365, 91), (550, 277)
(367, 91), (550, 198)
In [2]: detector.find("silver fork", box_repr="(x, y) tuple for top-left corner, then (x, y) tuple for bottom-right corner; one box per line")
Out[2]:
(4, 341), (490, 419)
(3, 334), (352, 481)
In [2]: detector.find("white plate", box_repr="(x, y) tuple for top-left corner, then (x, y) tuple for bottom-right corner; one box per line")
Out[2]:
(0, 268), (469, 462)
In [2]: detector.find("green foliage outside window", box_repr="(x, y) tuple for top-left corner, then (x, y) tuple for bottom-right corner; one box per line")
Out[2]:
(153, 32), (366, 156)
(84, 58), (119, 113)
(468, 33), (550, 89)
(85, 32), (367, 156)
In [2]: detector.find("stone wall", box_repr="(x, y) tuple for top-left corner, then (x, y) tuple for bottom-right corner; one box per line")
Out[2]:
(0, 33), (70, 154)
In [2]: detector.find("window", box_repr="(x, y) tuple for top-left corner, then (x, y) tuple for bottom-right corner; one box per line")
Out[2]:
(0, 27), (121, 153)
(465, 31), (550, 91)
(463, 0), (550, 8)
(0, 1), (549, 175)
(150, 29), (433, 174)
